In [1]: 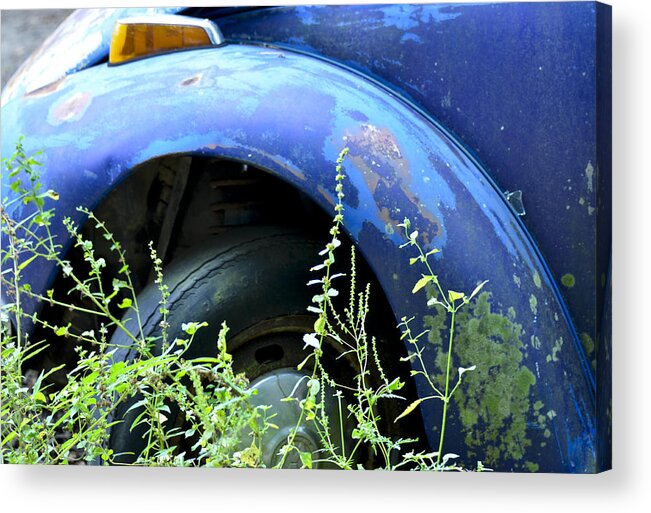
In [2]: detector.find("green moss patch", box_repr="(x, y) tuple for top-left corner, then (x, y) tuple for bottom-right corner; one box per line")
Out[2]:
(424, 292), (539, 469)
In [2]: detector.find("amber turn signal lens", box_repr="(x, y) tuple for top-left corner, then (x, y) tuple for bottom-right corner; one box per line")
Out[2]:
(109, 16), (223, 65)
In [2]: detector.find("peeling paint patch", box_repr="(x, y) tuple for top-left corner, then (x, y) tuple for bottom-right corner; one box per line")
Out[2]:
(356, 123), (403, 161)
(345, 122), (442, 243)
(48, 92), (92, 126)
(286, 166), (306, 181)
(585, 161), (595, 193)
(533, 270), (542, 289)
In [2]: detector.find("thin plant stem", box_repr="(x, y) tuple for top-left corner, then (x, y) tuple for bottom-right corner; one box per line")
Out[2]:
(437, 306), (456, 465)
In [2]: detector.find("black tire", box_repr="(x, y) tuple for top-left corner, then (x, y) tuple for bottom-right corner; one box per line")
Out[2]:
(107, 226), (418, 466)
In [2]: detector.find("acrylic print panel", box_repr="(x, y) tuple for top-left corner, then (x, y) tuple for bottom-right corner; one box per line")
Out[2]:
(0, 2), (611, 473)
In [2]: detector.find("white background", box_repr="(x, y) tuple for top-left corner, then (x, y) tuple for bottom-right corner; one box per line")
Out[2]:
(1, 0), (649, 511)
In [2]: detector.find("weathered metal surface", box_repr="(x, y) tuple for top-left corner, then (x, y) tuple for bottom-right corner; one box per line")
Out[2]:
(1, 7), (183, 105)
(212, 3), (610, 383)
(1, 43), (597, 472)
(1, 4), (611, 381)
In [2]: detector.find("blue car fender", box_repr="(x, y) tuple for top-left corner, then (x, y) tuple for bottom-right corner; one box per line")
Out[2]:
(1, 43), (596, 472)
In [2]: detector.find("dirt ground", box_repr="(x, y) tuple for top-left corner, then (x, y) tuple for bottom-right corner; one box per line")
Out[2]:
(1, 9), (73, 89)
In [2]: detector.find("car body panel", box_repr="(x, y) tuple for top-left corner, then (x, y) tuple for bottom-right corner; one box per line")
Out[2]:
(1, 7), (184, 104)
(210, 2), (611, 382)
(3, 3), (609, 385)
(2, 41), (598, 471)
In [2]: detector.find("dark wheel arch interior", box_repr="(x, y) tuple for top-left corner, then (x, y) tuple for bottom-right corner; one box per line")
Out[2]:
(31, 154), (426, 448)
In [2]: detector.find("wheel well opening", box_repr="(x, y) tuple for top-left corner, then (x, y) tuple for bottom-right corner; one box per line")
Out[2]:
(31, 153), (426, 443)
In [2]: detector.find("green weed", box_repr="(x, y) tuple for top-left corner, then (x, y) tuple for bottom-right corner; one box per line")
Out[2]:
(1, 142), (488, 471)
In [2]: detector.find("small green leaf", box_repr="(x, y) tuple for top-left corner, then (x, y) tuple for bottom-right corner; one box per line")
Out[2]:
(412, 275), (433, 294)
(385, 377), (404, 392)
(17, 254), (38, 271)
(307, 378), (320, 396)
(313, 317), (326, 335)
(181, 321), (208, 335)
(467, 280), (489, 301)
(299, 451), (313, 469)
(2, 431), (18, 446)
(297, 354), (312, 371)
(448, 290), (464, 303)
(394, 398), (423, 422)
(117, 298), (133, 309)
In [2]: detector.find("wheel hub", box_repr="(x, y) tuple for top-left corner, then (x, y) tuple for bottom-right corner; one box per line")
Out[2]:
(245, 368), (344, 469)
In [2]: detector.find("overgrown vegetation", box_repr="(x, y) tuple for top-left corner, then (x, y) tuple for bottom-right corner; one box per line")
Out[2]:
(1, 142), (488, 470)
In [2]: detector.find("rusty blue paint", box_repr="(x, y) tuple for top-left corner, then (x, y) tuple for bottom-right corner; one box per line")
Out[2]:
(1, 37), (602, 471)
(1, 5), (611, 388)
(212, 2), (611, 384)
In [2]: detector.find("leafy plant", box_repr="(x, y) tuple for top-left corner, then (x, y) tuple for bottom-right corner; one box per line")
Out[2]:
(1, 141), (489, 471)
(276, 148), (489, 471)
(1, 141), (266, 466)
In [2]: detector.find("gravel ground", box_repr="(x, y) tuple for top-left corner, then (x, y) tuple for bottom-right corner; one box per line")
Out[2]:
(1, 9), (73, 89)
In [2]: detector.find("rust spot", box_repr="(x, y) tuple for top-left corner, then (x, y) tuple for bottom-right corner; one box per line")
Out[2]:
(378, 206), (393, 225)
(49, 92), (91, 125)
(180, 73), (202, 87)
(358, 124), (403, 161)
(286, 166), (306, 181)
(24, 76), (67, 99)
(345, 123), (442, 242)
(318, 184), (336, 207)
